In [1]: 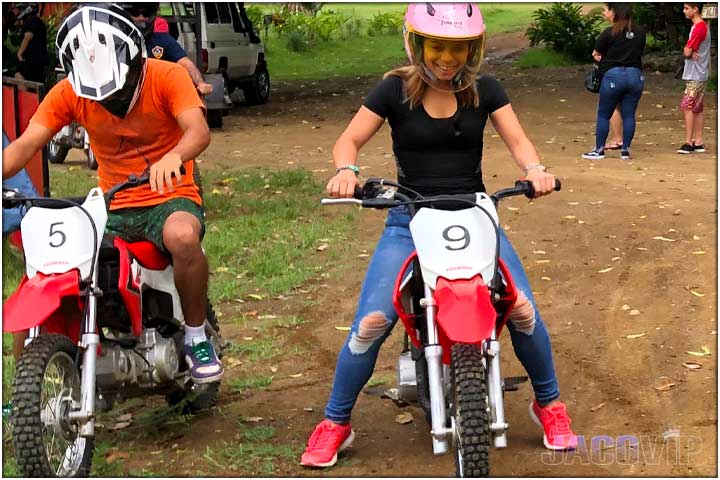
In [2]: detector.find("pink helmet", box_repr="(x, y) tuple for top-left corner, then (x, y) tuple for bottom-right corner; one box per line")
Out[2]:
(405, 3), (485, 40)
(403, 3), (486, 91)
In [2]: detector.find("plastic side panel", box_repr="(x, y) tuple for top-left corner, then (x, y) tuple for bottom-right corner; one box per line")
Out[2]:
(495, 259), (518, 336)
(125, 241), (170, 270)
(3, 270), (82, 333)
(433, 275), (496, 348)
(114, 237), (143, 336)
(393, 251), (421, 349)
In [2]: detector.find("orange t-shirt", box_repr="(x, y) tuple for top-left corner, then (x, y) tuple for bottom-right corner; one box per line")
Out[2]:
(31, 59), (205, 210)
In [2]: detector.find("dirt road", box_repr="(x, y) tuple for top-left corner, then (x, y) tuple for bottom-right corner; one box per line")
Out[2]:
(107, 37), (717, 477)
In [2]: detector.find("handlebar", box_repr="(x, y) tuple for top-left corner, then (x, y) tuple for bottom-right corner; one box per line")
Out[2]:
(320, 178), (561, 213)
(2, 166), (186, 209)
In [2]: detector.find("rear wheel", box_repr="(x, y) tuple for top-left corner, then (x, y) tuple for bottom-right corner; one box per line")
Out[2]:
(48, 138), (69, 164)
(207, 110), (223, 129)
(243, 62), (270, 105)
(451, 343), (490, 477)
(165, 301), (222, 414)
(11, 334), (95, 477)
(86, 147), (98, 170)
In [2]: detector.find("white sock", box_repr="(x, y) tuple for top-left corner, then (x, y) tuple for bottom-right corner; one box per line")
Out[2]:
(185, 324), (207, 346)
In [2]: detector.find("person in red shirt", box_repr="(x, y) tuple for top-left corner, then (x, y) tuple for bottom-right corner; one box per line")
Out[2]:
(2, 4), (223, 383)
(677, 3), (711, 154)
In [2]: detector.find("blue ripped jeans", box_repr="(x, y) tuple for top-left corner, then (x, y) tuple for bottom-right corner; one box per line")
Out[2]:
(324, 206), (560, 423)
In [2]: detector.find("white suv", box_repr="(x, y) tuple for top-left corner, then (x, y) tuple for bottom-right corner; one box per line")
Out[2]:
(160, 2), (270, 105)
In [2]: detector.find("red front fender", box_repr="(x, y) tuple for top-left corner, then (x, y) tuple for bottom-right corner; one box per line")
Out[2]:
(3, 270), (83, 336)
(433, 275), (497, 362)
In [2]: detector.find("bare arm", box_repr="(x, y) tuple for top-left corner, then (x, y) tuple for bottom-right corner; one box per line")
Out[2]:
(149, 107), (210, 193)
(327, 106), (385, 198)
(3, 123), (54, 178)
(176, 57), (213, 95)
(17, 31), (32, 60)
(490, 104), (556, 198)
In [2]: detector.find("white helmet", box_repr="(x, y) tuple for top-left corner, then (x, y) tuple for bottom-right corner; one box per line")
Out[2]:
(56, 3), (147, 117)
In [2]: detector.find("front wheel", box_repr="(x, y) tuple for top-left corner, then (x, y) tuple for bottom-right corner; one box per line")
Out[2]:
(48, 138), (70, 164)
(11, 334), (95, 477)
(451, 343), (490, 477)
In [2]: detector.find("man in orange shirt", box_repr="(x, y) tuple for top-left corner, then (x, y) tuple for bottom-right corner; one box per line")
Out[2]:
(2, 4), (223, 383)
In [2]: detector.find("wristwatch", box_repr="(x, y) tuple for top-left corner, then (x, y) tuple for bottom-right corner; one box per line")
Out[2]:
(524, 163), (547, 175)
(336, 165), (360, 175)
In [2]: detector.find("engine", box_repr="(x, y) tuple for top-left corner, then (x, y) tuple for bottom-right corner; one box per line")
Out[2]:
(95, 328), (180, 390)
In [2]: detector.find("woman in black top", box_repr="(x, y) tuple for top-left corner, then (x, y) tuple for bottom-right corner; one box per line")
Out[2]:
(300, 3), (577, 469)
(583, 3), (646, 161)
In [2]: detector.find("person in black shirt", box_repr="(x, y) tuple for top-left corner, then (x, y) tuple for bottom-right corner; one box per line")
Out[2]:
(300, 3), (577, 469)
(11, 3), (47, 83)
(582, 3), (646, 161)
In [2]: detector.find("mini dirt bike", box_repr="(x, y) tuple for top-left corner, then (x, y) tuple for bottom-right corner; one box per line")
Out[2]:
(47, 69), (98, 170)
(3, 171), (223, 477)
(322, 177), (560, 477)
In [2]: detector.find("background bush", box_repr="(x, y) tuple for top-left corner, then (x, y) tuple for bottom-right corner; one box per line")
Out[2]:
(525, 3), (603, 62)
(367, 11), (404, 36)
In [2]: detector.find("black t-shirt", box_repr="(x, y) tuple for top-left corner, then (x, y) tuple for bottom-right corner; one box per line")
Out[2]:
(363, 75), (509, 197)
(21, 15), (47, 66)
(595, 25), (645, 76)
(146, 33), (187, 63)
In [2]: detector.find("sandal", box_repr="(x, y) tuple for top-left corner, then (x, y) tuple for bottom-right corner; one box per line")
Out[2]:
(604, 141), (622, 150)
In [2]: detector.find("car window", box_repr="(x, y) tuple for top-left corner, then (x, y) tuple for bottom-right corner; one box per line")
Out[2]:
(229, 3), (245, 33)
(205, 3), (219, 24)
(217, 3), (232, 24)
(158, 3), (173, 16)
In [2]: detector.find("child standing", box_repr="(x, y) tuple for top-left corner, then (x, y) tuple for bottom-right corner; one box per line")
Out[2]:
(677, 3), (711, 154)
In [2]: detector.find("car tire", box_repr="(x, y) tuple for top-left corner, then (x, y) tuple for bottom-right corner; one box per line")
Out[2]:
(207, 110), (223, 129)
(243, 61), (270, 105)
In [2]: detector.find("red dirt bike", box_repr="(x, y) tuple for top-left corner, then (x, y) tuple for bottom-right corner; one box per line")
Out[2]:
(3, 171), (223, 477)
(322, 177), (560, 477)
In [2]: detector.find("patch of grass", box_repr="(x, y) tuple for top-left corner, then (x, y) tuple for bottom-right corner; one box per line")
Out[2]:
(266, 32), (405, 81)
(203, 424), (297, 475)
(707, 73), (717, 92)
(226, 337), (280, 362)
(482, 3), (552, 35)
(367, 372), (396, 388)
(228, 375), (274, 394)
(91, 441), (126, 477)
(202, 168), (358, 303)
(2, 455), (18, 477)
(515, 47), (578, 69)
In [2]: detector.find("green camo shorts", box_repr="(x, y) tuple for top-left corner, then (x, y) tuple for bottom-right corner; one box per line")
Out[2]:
(105, 198), (205, 253)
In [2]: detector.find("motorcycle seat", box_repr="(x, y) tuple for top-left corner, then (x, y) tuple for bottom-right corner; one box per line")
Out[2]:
(125, 240), (171, 270)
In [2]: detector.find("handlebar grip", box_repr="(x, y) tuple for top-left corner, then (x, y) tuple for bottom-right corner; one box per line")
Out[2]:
(554, 179), (562, 191)
(354, 185), (363, 200)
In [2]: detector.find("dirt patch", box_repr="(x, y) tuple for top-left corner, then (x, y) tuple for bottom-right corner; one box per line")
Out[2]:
(97, 34), (717, 477)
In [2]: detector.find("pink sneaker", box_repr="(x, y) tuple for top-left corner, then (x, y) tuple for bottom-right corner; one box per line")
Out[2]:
(300, 419), (355, 468)
(529, 400), (578, 450)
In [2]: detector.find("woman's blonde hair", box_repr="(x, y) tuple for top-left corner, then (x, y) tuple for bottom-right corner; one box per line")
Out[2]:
(384, 37), (485, 109)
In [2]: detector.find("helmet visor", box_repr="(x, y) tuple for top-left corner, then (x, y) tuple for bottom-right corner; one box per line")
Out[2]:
(405, 31), (484, 93)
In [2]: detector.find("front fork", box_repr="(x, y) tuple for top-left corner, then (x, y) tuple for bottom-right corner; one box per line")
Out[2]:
(68, 274), (101, 437)
(485, 332), (509, 448)
(421, 284), (452, 455)
(422, 285), (509, 454)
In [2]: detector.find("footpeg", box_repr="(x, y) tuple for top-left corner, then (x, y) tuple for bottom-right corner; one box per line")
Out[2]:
(503, 375), (528, 392)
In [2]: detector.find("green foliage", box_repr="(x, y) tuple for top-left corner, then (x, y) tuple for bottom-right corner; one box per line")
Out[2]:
(367, 11), (404, 37)
(244, 4), (264, 31)
(634, 3), (690, 52)
(526, 3), (604, 62)
(278, 10), (350, 50)
(515, 47), (578, 68)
